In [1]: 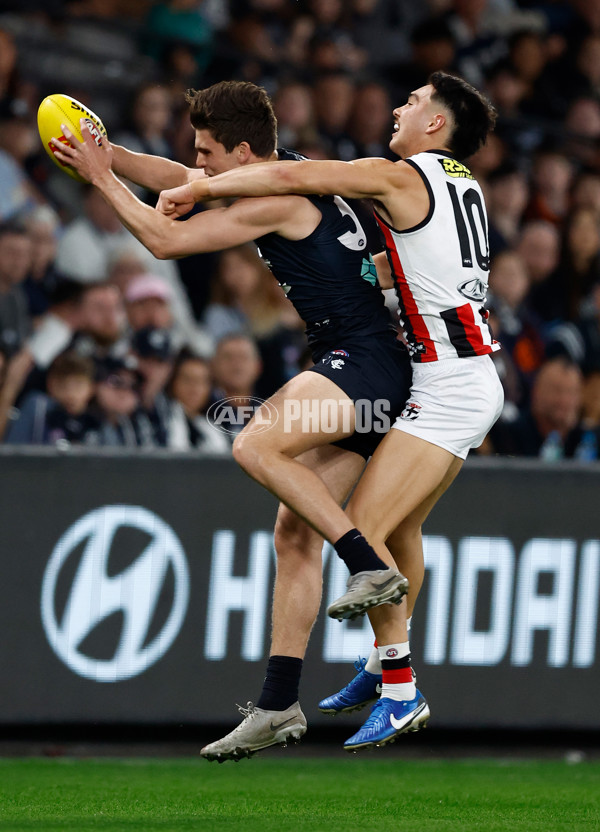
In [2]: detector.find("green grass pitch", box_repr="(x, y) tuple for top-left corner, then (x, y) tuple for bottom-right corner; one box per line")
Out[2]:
(0, 756), (599, 831)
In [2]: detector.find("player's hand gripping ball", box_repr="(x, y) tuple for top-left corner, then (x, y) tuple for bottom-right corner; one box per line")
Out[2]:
(37, 93), (107, 182)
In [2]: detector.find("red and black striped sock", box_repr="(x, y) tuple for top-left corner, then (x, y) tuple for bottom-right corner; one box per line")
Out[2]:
(379, 643), (416, 701)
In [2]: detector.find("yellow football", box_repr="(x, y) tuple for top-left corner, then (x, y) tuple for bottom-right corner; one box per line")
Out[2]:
(37, 93), (107, 182)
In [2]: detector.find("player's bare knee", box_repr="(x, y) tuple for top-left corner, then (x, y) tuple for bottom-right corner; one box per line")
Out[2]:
(274, 510), (321, 562)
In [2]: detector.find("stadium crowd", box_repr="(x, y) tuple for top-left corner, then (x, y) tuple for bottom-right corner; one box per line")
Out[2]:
(1, 0), (600, 459)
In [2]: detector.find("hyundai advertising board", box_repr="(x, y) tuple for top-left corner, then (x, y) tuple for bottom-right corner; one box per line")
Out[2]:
(0, 450), (598, 729)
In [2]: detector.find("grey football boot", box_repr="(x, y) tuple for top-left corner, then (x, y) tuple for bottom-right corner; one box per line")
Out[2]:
(201, 701), (307, 762)
(327, 568), (409, 620)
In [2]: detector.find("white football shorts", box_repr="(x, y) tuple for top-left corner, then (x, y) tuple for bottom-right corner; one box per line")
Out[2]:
(392, 354), (504, 460)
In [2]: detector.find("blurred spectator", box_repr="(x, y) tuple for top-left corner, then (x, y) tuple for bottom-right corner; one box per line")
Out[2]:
(202, 244), (304, 396)
(106, 250), (150, 296)
(517, 220), (561, 323)
(209, 333), (263, 436)
(485, 161), (529, 255)
(0, 348), (34, 440)
(351, 0), (425, 71)
(94, 355), (156, 447)
(130, 325), (176, 445)
(387, 17), (458, 103)
(125, 273), (174, 334)
(273, 81), (317, 149)
(225, 0), (312, 84)
(54, 185), (180, 289)
(488, 249), (545, 393)
(166, 350), (230, 453)
(563, 97), (600, 169)
(203, 245), (270, 341)
(444, 0), (510, 87)
(55, 186), (134, 284)
(0, 28), (20, 113)
(508, 29), (548, 89)
(0, 281), (91, 434)
(485, 59), (529, 120)
(113, 83), (175, 203)
(124, 269), (213, 354)
(571, 170), (600, 216)
(524, 145), (575, 226)
(24, 279), (88, 375)
(575, 32), (600, 98)
(71, 282), (128, 363)
(161, 42), (205, 108)
(54, 186), (208, 352)
(556, 207), (600, 321)
(570, 283), (600, 375)
(489, 356), (596, 459)
(0, 221), (33, 355)
(21, 204), (63, 322)
(346, 81), (393, 160)
(144, 0), (214, 75)
(0, 114), (39, 221)
(114, 83), (174, 159)
(4, 351), (100, 445)
(312, 72), (356, 160)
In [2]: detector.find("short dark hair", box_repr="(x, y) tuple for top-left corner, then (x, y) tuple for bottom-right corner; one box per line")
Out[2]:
(429, 71), (497, 161)
(48, 351), (95, 382)
(0, 219), (27, 240)
(185, 81), (277, 158)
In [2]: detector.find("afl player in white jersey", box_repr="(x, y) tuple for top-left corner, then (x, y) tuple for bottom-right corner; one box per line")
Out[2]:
(158, 72), (503, 750)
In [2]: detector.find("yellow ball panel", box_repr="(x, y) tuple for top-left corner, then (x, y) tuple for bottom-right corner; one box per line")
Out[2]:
(37, 93), (107, 182)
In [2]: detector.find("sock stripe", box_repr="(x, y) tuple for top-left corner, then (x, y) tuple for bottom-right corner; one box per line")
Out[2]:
(381, 656), (411, 670)
(382, 667), (413, 684)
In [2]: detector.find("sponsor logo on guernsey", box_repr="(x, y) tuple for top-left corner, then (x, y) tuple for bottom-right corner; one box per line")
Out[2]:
(439, 158), (474, 179)
(458, 276), (488, 302)
(361, 256), (378, 286)
(386, 648), (399, 658)
(400, 401), (422, 421)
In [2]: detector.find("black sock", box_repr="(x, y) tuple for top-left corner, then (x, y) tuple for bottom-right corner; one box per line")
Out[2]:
(334, 529), (389, 575)
(256, 655), (303, 711)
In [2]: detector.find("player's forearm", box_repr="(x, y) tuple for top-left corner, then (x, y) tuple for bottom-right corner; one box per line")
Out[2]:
(111, 144), (192, 192)
(93, 170), (178, 258)
(190, 159), (381, 202)
(374, 251), (393, 289)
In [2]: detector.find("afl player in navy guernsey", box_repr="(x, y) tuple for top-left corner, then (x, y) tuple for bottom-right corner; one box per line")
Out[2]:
(158, 71), (503, 752)
(53, 81), (422, 758)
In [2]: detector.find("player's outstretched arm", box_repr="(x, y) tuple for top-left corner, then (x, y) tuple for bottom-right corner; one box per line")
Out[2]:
(157, 157), (399, 215)
(51, 120), (288, 259)
(110, 144), (203, 194)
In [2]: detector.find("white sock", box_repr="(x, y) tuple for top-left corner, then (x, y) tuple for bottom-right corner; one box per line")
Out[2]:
(364, 643), (381, 674)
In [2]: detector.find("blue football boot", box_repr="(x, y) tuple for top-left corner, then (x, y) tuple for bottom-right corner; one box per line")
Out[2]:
(318, 658), (382, 715)
(343, 691), (430, 752)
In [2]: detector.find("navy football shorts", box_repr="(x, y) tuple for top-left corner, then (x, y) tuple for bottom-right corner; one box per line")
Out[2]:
(308, 332), (412, 459)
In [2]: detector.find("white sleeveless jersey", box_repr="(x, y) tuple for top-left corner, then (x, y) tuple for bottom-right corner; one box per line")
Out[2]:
(375, 150), (500, 363)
